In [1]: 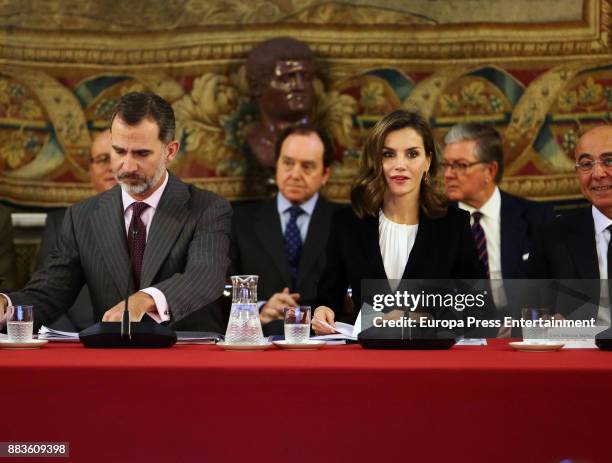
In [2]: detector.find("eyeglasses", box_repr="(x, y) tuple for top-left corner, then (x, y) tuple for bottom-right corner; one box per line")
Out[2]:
(440, 161), (487, 174)
(90, 154), (110, 166)
(575, 158), (612, 173)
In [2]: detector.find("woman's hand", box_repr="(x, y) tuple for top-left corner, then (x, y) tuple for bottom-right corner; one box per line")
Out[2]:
(312, 306), (336, 335)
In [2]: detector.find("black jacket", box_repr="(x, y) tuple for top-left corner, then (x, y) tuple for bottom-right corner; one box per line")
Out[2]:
(316, 206), (489, 326)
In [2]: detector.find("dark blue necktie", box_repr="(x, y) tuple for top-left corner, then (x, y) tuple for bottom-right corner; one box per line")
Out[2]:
(284, 206), (304, 287)
(471, 211), (489, 278)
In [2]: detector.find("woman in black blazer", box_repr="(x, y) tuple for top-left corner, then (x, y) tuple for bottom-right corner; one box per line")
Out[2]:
(312, 110), (486, 334)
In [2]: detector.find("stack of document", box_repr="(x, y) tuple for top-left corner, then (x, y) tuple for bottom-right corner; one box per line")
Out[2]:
(38, 326), (79, 342)
(311, 322), (358, 344)
(175, 331), (223, 344)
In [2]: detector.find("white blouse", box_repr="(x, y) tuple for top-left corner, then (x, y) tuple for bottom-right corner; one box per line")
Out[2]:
(378, 210), (418, 281)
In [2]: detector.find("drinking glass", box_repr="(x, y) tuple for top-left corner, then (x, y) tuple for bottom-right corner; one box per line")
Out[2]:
(521, 308), (550, 344)
(284, 306), (311, 343)
(7, 305), (34, 342)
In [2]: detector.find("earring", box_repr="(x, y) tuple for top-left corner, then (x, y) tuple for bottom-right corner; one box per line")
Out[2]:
(423, 171), (431, 185)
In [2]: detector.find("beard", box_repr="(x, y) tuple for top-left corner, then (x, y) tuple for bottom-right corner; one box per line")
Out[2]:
(116, 159), (167, 196)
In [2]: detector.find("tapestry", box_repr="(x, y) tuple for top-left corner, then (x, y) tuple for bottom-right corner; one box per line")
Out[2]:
(0, 0), (610, 206)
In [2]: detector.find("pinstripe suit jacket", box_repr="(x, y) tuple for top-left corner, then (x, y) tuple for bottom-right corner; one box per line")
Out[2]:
(9, 174), (231, 331)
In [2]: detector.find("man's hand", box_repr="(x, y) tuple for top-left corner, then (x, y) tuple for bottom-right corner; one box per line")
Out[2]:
(0, 296), (7, 325)
(311, 306), (336, 335)
(102, 291), (156, 322)
(260, 288), (300, 324)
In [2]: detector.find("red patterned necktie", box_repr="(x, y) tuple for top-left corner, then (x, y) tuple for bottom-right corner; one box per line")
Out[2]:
(471, 211), (489, 278)
(128, 202), (150, 290)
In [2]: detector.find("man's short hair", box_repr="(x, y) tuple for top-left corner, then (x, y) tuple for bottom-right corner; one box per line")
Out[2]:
(274, 124), (335, 169)
(246, 37), (315, 93)
(444, 123), (505, 183)
(109, 92), (175, 144)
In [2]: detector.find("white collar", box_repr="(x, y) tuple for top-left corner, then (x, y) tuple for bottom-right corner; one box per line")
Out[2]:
(276, 191), (319, 216)
(121, 170), (169, 212)
(592, 205), (612, 235)
(459, 186), (501, 221)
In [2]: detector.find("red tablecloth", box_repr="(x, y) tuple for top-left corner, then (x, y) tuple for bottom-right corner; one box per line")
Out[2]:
(2, 340), (610, 463)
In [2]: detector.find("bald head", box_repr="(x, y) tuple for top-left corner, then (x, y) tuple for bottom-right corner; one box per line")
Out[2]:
(89, 129), (117, 193)
(575, 125), (612, 217)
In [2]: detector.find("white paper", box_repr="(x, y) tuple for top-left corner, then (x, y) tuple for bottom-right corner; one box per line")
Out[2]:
(333, 322), (356, 337)
(554, 338), (597, 349)
(37, 326), (80, 342)
(456, 338), (487, 346)
(311, 321), (357, 342)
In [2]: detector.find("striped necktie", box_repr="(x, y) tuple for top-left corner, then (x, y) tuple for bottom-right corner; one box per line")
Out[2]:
(471, 211), (489, 277)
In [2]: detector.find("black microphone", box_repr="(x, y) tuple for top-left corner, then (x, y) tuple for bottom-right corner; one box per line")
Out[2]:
(121, 228), (137, 340)
(595, 327), (612, 350)
(79, 223), (176, 348)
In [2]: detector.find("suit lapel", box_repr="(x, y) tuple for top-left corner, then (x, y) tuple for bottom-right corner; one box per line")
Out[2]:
(402, 213), (434, 279)
(254, 199), (292, 287)
(297, 198), (331, 285)
(140, 175), (190, 288)
(566, 208), (599, 279)
(91, 187), (131, 295)
(360, 214), (387, 279)
(500, 192), (527, 278)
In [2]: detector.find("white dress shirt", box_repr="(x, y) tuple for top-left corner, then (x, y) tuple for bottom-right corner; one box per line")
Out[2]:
(592, 206), (612, 326)
(352, 211), (418, 333)
(378, 210), (418, 283)
(121, 172), (170, 323)
(277, 191), (319, 242)
(459, 187), (507, 307)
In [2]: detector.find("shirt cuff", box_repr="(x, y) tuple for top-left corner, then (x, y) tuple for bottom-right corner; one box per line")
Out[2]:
(139, 288), (170, 323)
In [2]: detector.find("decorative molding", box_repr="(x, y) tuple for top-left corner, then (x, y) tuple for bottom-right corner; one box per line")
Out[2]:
(0, 1), (609, 66)
(0, 178), (96, 207)
(0, 176), (274, 205)
(498, 174), (581, 200)
(321, 175), (582, 203)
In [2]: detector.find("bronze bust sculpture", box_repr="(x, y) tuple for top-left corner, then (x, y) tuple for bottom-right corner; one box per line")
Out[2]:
(246, 37), (317, 168)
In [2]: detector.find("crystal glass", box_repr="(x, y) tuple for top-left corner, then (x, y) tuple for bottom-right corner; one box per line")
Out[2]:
(521, 308), (551, 344)
(7, 305), (34, 342)
(284, 306), (311, 343)
(224, 275), (265, 345)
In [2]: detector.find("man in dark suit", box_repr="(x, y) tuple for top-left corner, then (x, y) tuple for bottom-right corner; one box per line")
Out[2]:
(442, 123), (555, 312)
(529, 125), (612, 324)
(0, 92), (231, 330)
(36, 129), (117, 331)
(231, 124), (342, 335)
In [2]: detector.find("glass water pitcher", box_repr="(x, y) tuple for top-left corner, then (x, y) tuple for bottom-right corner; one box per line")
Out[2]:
(224, 275), (265, 344)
